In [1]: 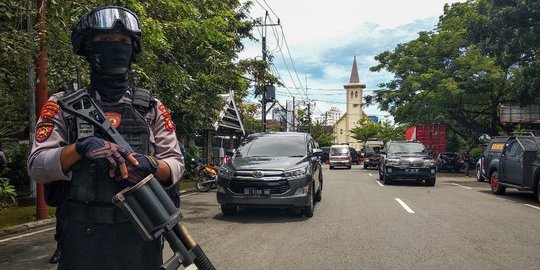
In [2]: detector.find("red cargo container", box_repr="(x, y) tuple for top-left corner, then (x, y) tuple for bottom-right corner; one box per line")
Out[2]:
(405, 125), (447, 155)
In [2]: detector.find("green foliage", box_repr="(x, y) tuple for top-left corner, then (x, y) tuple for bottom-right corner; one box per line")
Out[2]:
(182, 144), (202, 179)
(469, 146), (484, 162)
(0, 178), (17, 208)
(0, 143), (30, 190)
(367, 0), (540, 145)
(350, 119), (406, 143)
(0, 205), (56, 229)
(310, 121), (335, 147)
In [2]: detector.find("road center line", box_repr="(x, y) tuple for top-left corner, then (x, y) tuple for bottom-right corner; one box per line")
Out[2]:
(376, 181), (384, 187)
(524, 204), (540, 210)
(395, 198), (415, 213)
(368, 173), (373, 176)
(451, 183), (472, 190)
(0, 227), (55, 243)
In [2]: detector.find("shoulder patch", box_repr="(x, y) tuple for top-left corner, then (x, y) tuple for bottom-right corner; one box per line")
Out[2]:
(158, 104), (175, 132)
(40, 100), (61, 120)
(105, 112), (122, 129)
(35, 121), (54, 143)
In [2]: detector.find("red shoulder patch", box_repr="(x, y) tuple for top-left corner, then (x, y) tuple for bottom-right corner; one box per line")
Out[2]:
(158, 104), (175, 132)
(35, 121), (54, 143)
(105, 112), (122, 129)
(39, 100), (60, 120)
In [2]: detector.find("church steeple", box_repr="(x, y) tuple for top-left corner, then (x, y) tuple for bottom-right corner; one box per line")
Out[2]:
(349, 56), (360, 83)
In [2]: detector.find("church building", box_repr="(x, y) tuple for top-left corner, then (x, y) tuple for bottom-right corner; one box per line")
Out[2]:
(332, 57), (370, 150)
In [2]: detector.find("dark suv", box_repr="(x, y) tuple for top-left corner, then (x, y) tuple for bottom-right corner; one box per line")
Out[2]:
(217, 132), (323, 217)
(379, 141), (437, 186)
(476, 136), (508, 182)
(435, 152), (460, 172)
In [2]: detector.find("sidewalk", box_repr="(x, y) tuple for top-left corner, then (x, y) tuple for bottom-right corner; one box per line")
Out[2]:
(0, 188), (196, 238)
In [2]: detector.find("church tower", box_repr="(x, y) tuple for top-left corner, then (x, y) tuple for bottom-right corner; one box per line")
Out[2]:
(343, 56), (366, 133)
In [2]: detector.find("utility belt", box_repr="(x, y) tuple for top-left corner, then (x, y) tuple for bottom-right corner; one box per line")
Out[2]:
(65, 200), (129, 224)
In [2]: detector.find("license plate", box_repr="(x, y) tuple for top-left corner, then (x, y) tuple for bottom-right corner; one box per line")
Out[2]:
(244, 188), (271, 197)
(405, 169), (418, 173)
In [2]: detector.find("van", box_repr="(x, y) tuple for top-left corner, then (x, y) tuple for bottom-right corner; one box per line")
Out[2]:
(329, 144), (351, 169)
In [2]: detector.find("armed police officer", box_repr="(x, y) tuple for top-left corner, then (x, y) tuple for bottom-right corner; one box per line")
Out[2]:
(28, 6), (184, 270)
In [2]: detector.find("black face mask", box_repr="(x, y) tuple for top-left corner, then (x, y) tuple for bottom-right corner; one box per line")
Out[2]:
(87, 41), (132, 75)
(87, 41), (133, 102)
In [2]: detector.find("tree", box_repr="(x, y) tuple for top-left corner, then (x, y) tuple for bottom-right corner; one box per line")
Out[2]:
(310, 121), (335, 147)
(366, 0), (539, 143)
(350, 118), (406, 143)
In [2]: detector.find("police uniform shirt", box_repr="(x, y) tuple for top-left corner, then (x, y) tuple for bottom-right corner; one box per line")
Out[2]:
(28, 91), (184, 185)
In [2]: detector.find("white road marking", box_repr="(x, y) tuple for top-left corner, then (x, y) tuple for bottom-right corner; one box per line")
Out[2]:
(395, 198), (415, 213)
(376, 181), (384, 187)
(524, 204), (540, 210)
(368, 173), (373, 176)
(181, 192), (197, 198)
(0, 227), (55, 243)
(451, 183), (472, 190)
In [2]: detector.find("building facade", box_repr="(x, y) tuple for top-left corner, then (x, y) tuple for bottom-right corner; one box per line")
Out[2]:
(332, 57), (368, 150)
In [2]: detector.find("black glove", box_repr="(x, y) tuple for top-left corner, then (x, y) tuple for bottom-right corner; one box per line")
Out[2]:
(75, 136), (131, 172)
(115, 153), (158, 184)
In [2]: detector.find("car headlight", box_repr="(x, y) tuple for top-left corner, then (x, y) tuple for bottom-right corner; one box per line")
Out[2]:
(218, 166), (235, 179)
(386, 158), (400, 166)
(284, 167), (308, 179)
(423, 159), (435, 167)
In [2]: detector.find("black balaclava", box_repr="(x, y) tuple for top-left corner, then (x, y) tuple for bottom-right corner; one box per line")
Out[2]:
(86, 39), (133, 102)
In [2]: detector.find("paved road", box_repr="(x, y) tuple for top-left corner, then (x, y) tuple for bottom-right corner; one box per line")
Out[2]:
(1, 164), (539, 269)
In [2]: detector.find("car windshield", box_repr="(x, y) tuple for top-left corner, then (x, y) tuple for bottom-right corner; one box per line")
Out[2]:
(365, 145), (383, 154)
(389, 143), (427, 154)
(330, 147), (348, 155)
(236, 135), (306, 157)
(441, 153), (458, 159)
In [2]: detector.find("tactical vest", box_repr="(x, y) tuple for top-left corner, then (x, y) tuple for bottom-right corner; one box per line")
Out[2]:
(67, 88), (154, 207)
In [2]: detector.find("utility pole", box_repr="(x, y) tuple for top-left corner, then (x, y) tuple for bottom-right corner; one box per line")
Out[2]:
(35, 0), (49, 220)
(255, 11), (280, 132)
(307, 101), (312, 134)
(292, 96), (296, 132)
(27, 0), (36, 198)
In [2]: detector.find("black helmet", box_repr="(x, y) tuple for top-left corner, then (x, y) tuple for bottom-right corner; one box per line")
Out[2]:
(71, 6), (142, 60)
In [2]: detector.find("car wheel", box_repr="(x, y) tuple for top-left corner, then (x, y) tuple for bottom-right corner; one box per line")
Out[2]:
(383, 173), (392, 185)
(347, 165), (352, 169)
(425, 177), (436, 186)
(476, 166), (484, 182)
(302, 183), (314, 218)
(490, 171), (506, 195)
(534, 178), (540, 202)
(315, 173), (323, 202)
(221, 205), (237, 216)
(363, 164), (368, 169)
(329, 166), (334, 170)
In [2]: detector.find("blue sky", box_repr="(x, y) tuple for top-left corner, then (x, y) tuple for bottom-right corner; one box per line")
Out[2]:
(239, 0), (465, 123)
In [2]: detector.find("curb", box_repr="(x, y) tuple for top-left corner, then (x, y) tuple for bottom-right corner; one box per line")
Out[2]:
(0, 188), (198, 238)
(0, 217), (56, 238)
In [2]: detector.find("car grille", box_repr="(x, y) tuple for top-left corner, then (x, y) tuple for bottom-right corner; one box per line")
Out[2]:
(228, 179), (290, 195)
(398, 158), (424, 167)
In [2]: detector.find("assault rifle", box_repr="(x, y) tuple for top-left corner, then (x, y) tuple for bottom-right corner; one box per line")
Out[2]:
(58, 89), (215, 270)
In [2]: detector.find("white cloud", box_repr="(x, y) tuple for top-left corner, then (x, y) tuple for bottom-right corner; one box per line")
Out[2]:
(240, 0), (465, 123)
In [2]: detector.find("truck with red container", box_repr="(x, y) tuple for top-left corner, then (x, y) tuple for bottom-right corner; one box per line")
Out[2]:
(405, 125), (447, 155)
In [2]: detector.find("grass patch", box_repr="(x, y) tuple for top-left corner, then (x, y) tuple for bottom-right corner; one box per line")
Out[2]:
(180, 178), (196, 190)
(0, 206), (56, 229)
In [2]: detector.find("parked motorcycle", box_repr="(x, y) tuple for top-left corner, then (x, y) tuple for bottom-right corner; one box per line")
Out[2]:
(193, 160), (219, 192)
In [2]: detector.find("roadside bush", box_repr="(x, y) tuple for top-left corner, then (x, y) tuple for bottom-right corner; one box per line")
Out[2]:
(0, 177), (17, 209)
(470, 147), (484, 162)
(182, 145), (202, 179)
(0, 143), (30, 193)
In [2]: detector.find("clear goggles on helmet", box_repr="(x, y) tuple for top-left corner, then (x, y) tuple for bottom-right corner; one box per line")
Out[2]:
(85, 7), (141, 33)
